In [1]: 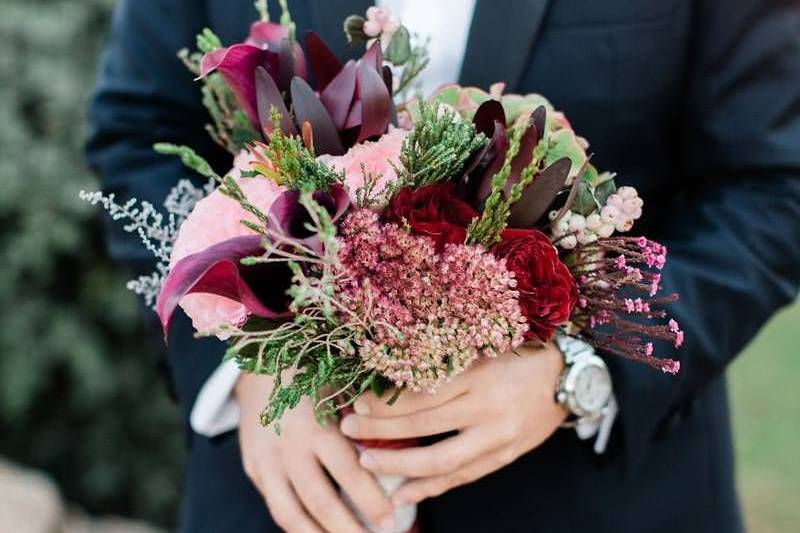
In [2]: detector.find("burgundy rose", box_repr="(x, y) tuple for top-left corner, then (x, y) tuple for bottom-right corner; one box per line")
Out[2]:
(493, 228), (578, 341)
(384, 183), (479, 251)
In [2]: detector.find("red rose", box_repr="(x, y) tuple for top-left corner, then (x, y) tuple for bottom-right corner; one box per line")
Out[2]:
(383, 183), (479, 251)
(493, 228), (578, 341)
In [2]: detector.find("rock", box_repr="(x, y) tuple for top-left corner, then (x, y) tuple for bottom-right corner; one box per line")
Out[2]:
(0, 457), (165, 533)
(62, 511), (165, 533)
(0, 458), (64, 533)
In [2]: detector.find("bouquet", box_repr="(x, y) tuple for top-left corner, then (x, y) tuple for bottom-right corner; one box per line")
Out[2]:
(84, 4), (683, 532)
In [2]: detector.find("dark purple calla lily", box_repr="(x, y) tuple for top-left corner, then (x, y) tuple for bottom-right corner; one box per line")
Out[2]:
(156, 235), (292, 334)
(200, 44), (279, 130)
(268, 184), (351, 254)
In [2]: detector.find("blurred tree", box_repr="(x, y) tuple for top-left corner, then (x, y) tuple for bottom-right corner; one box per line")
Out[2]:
(0, 0), (183, 526)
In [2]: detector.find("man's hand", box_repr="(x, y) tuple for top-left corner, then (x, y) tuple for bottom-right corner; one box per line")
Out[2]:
(339, 343), (568, 507)
(236, 373), (395, 533)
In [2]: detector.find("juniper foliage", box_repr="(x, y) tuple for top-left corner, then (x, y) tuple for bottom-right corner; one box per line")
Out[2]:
(398, 100), (487, 188)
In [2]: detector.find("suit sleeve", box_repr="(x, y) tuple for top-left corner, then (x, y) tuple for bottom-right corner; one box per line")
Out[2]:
(610, 0), (800, 469)
(85, 0), (231, 422)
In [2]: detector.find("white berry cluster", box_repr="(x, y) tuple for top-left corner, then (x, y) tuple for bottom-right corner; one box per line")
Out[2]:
(550, 186), (643, 249)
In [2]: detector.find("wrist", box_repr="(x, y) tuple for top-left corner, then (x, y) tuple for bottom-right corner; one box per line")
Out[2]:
(553, 334), (613, 422)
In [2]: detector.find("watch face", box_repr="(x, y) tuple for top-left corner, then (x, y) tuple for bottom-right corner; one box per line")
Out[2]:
(574, 364), (612, 414)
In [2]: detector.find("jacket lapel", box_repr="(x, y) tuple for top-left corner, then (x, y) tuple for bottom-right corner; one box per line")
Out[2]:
(459, 0), (552, 91)
(306, 0), (373, 61)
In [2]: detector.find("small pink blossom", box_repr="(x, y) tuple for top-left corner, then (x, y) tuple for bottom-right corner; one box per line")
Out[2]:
(661, 360), (681, 375)
(674, 330), (685, 348)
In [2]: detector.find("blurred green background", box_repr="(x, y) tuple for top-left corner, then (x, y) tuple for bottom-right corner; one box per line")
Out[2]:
(0, 0), (797, 531)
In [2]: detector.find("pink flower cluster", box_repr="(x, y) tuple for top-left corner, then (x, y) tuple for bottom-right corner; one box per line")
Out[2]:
(336, 209), (528, 391)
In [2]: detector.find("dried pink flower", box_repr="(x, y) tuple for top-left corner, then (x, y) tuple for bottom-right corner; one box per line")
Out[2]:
(336, 209), (528, 391)
(566, 236), (681, 373)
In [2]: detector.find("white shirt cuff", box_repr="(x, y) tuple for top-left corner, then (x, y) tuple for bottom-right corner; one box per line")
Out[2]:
(574, 394), (618, 454)
(190, 359), (242, 437)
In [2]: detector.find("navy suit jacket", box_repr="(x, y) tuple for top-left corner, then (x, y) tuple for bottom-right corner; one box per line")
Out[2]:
(86, 1), (800, 531)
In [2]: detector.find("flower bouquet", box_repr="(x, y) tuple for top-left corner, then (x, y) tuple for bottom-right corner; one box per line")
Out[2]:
(84, 3), (683, 532)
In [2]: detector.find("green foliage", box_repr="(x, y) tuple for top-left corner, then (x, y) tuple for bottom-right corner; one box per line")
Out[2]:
(225, 194), (372, 429)
(398, 100), (486, 188)
(0, 0), (182, 526)
(258, 112), (344, 191)
(571, 165), (617, 217)
(465, 123), (526, 246)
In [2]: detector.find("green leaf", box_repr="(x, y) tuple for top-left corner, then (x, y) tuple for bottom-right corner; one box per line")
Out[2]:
(545, 128), (586, 177)
(594, 177), (617, 207)
(385, 25), (412, 65)
(370, 374), (392, 398)
(573, 178), (599, 216)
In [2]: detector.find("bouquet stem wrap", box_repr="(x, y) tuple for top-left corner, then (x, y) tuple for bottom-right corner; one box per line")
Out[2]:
(339, 407), (419, 533)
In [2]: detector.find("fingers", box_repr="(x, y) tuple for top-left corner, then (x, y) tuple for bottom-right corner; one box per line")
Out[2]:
(285, 452), (364, 533)
(353, 379), (468, 418)
(259, 472), (325, 533)
(340, 393), (476, 440)
(390, 444), (519, 507)
(358, 425), (504, 478)
(316, 433), (396, 531)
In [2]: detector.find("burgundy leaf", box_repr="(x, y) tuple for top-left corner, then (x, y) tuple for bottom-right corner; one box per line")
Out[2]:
(508, 157), (572, 228)
(531, 105), (546, 141)
(255, 66), (296, 136)
(305, 31), (343, 90)
(473, 100), (506, 137)
(502, 121), (540, 197)
(361, 40), (384, 72)
(474, 122), (510, 206)
(381, 65), (394, 95)
(382, 65), (398, 126)
(290, 76), (345, 156)
(268, 184), (351, 254)
(320, 61), (357, 130)
(276, 38), (307, 90)
(344, 99), (362, 130)
(356, 62), (392, 142)
(200, 44), (279, 129)
(155, 235), (292, 333)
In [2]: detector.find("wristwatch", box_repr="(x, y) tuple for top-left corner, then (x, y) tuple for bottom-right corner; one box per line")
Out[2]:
(554, 334), (613, 422)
